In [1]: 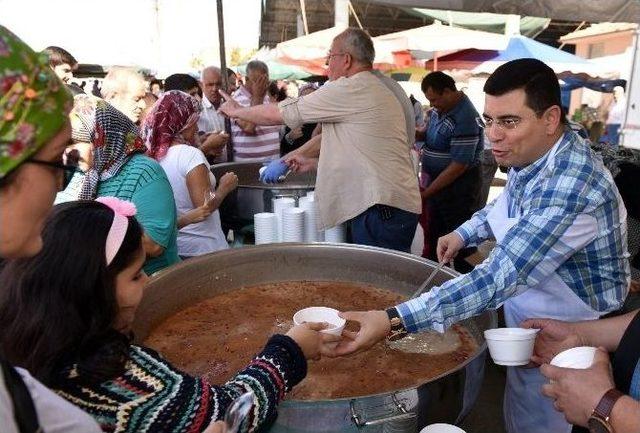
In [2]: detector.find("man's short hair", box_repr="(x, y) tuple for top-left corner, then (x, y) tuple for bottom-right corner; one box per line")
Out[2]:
(336, 28), (375, 66)
(149, 78), (163, 90)
(200, 66), (221, 81)
(484, 58), (565, 123)
(246, 60), (269, 76)
(44, 46), (77, 68)
(421, 71), (456, 94)
(164, 73), (201, 95)
(101, 66), (146, 99)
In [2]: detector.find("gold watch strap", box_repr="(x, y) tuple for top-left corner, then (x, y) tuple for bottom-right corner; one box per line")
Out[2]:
(386, 307), (408, 341)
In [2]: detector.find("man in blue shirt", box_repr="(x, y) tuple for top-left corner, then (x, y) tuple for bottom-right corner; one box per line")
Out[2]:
(332, 59), (629, 433)
(418, 72), (483, 271)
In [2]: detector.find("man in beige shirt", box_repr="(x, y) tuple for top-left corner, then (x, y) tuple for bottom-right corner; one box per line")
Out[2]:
(219, 28), (421, 252)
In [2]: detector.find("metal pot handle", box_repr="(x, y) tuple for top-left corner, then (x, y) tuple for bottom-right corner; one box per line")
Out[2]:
(350, 393), (417, 427)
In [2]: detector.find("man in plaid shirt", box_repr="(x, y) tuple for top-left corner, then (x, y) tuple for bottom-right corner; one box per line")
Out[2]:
(334, 59), (630, 433)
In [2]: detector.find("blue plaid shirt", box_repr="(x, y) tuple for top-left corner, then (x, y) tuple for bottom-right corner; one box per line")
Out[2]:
(397, 130), (630, 332)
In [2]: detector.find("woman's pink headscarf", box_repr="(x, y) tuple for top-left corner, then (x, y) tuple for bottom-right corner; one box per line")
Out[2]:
(141, 90), (201, 160)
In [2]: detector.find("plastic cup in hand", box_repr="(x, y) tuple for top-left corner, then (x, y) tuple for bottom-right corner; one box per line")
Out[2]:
(293, 306), (345, 348)
(259, 165), (291, 182)
(484, 328), (539, 366)
(550, 346), (597, 369)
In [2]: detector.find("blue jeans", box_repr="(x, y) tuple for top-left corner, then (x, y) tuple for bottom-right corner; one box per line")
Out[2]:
(602, 123), (621, 146)
(349, 205), (419, 252)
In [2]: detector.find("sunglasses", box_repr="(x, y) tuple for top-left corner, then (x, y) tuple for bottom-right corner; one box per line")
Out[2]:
(26, 158), (82, 191)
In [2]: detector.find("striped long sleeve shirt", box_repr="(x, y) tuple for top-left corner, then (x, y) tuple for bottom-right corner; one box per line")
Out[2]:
(230, 86), (281, 162)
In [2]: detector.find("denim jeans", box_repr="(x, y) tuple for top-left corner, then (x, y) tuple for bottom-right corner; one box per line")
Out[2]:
(349, 205), (419, 253)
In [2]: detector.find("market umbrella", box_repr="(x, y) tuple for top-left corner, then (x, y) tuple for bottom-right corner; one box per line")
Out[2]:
(274, 27), (344, 75)
(235, 60), (313, 80)
(385, 66), (430, 82)
(373, 21), (509, 58)
(274, 26), (421, 74)
(425, 35), (617, 78)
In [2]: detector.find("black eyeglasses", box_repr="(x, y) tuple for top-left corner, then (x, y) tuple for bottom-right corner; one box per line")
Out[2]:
(26, 158), (81, 191)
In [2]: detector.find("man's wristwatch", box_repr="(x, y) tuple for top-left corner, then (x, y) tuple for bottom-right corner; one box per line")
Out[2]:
(386, 307), (408, 341)
(587, 388), (625, 433)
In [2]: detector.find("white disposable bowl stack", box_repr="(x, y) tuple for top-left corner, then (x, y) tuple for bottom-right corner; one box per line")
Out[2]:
(253, 212), (278, 245)
(298, 196), (323, 242)
(272, 197), (295, 242)
(282, 207), (305, 242)
(324, 224), (346, 243)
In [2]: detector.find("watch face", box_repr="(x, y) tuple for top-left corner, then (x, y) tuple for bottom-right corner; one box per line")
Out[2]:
(588, 416), (612, 433)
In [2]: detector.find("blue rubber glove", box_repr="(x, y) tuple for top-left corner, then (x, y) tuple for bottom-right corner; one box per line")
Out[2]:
(259, 159), (289, 184)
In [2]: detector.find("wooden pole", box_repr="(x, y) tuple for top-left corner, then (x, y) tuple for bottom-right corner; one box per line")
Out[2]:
(299, 0), (309, 35)
(348, 1), (364, 30)
(217, 0), (233, 161)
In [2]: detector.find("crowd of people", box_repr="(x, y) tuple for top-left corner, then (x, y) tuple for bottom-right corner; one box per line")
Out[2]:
(1, 20), (640, 433)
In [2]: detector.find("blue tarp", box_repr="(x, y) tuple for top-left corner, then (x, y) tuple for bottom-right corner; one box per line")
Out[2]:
(561, 77), (627, 93)
(489, 36), (590, 64)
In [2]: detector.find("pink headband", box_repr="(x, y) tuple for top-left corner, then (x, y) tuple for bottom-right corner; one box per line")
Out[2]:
(95, 197), (137, 265)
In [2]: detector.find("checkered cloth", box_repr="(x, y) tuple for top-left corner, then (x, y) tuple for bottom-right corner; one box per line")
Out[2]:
(397, 129), (630, 332)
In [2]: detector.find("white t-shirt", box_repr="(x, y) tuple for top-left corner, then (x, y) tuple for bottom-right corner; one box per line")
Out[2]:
(607, 98), (626, 125)
(197, 96), (226, 133)
(0, 367), (101, 433)
(159, 144), (229, 256)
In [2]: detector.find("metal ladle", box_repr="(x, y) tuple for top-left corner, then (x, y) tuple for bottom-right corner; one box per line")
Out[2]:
(385, 260), (454, 353)
(224, 391), (254, 433)
(410, 260), (454, 299)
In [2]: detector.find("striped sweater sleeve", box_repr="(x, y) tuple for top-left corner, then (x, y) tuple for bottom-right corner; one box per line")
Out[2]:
(54, 335), (306, 433)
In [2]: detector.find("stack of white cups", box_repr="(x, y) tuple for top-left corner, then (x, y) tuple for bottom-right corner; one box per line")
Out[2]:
(253, 213), (277, 244)
(324, 224), (346, 243)
(272, 197), (295, 242)
(298, 196), (323, 242)
(282, 207), (305, 242)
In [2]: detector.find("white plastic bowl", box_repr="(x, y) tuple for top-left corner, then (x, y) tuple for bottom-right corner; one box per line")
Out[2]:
(293, 307), (346, 337)
(550, 346), (597, 369)
(420, 423), (466, 433)
(483, 328), (539, 366)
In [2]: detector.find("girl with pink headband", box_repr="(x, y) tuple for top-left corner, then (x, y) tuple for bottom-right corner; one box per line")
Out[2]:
(0, 198), (338, 433)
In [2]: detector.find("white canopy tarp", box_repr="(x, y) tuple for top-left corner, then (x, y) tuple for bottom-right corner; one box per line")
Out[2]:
(275, 23), (510, 72)
(366, 0), (640, 24)
(372, 21), (509, 57)
(373, 22), (509, 63)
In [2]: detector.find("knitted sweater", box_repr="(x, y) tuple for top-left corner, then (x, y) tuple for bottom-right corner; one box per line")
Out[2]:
(53, 335), (306, 433)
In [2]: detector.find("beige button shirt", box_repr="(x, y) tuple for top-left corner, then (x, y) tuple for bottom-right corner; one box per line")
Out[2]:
(279, 70), (421, 229)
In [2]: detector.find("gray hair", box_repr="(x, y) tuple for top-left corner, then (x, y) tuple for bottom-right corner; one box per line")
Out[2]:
(200, 66), (221, 81)
(101, 66), (145, 99)
(336, 28), (375, 66)
(246, 60), (269, 76)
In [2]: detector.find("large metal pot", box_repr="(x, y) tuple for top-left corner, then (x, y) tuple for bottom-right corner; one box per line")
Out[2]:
(211, 162), (315, 231)
(133, 244), (496, 432)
